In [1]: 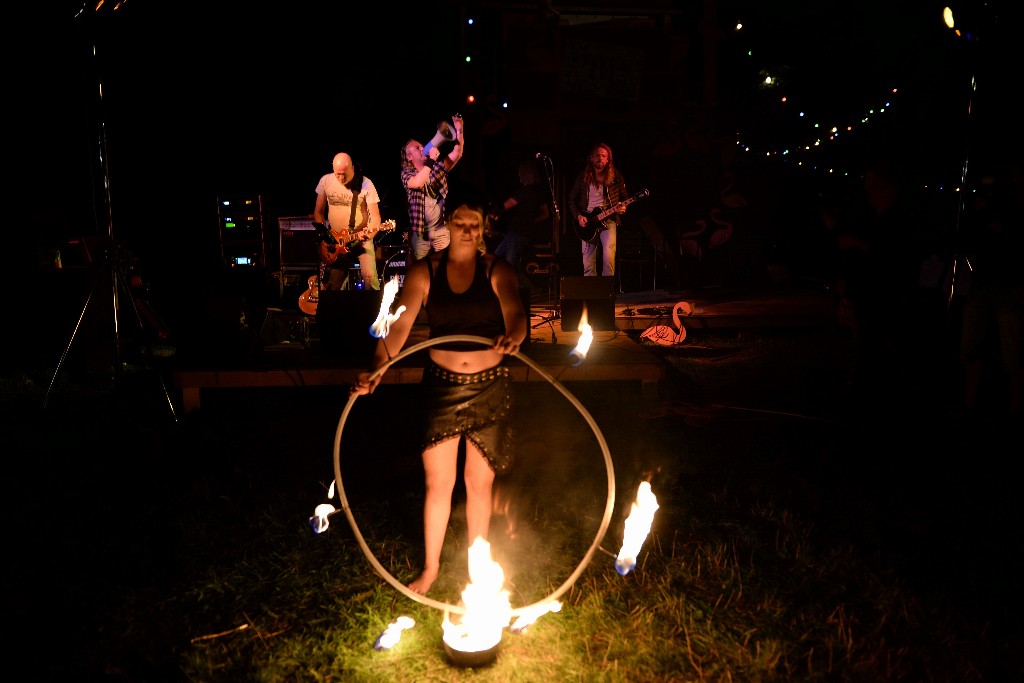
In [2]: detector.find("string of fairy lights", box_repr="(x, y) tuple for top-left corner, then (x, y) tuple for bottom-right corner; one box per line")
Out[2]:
(728, 6), (985, 194)
(735, 85), (902, 176)
(727, 14), (909, 185)
(452, 7), (978, 195)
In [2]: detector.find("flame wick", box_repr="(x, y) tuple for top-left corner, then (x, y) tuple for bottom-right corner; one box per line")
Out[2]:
(570, 305), (594, 364)
(309, 502), (338, 534)
(374, 616), (415, 650)
(369, 276), (405, 341)
(615, 481), (660, 576)
(509, 600), (562, 633)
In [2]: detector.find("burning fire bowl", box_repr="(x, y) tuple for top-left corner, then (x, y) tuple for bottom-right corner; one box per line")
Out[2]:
(443, 639), (501, 667)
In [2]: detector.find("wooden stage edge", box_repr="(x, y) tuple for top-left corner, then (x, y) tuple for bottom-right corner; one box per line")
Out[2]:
(173, 286), (835, 413)
(174, 351), (665, 414)
(173, 322), (668, 414)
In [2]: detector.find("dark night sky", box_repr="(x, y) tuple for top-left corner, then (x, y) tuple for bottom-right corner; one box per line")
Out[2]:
(22, 3), (464, 238)
(15, 1), (1020, 292)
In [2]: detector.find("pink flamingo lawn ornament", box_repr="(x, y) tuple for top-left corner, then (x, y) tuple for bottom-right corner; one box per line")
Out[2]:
(640, 301), (693, 346)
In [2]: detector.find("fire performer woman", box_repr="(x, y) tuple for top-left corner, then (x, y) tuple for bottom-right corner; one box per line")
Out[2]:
(351, 203), (528, 595)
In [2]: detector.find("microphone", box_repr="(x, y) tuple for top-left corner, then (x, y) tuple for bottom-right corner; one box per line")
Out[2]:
(536, 153), (548, 160)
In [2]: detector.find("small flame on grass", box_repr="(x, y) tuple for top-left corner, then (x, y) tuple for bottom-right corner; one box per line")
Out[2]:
(374, 616), (416, 651)
(569, 305), (594, 366)
(370, 276), (406, 338)
(442, 537), (512, 653)
(615, 481), (660, 576)
(309, 480), (339, 534)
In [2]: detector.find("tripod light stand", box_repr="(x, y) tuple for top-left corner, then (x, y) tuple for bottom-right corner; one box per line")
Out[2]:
(43, 4), (177, 420)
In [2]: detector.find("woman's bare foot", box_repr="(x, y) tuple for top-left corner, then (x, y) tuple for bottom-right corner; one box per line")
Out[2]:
(406, 567), (439, 595)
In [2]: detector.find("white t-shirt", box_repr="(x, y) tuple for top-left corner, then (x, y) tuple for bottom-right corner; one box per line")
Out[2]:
(315, 174), (380, 232)
(587, 183), (604, 213)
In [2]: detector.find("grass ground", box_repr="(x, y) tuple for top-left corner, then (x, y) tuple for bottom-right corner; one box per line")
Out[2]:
(3, 325), (1021, 681)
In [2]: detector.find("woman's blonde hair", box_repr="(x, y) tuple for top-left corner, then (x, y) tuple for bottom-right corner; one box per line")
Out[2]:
(446, 203), (491, 255)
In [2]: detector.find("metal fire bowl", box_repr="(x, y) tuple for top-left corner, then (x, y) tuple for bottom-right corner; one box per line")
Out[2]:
(443, 639), (501, 667)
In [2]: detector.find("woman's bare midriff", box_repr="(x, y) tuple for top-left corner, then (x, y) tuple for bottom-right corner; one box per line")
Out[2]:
(429, 347), (503, 374)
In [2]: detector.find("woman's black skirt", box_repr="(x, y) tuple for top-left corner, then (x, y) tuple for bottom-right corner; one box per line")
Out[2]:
(420, 361), (514, 474)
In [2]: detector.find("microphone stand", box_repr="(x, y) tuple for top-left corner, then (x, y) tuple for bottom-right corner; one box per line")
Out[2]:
(535, 156), (561, 341)
(540, 156), (561, 255)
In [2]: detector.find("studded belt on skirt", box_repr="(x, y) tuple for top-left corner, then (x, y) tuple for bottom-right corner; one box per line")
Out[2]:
(420, 360), (514, 474)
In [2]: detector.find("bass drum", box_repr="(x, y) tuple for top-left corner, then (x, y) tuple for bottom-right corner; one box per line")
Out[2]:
(381, 248), (409, 290)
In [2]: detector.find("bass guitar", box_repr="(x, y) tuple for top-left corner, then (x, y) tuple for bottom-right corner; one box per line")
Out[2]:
(574, 189), (650, 244)
(319, 219), (396, 266)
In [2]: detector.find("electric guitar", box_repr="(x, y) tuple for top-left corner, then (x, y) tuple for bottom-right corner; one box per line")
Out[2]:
(299, 218), (397, 314)
(574, 189), (650, 244)
(319, 219), (396, 266)
(297, 274), (321, 316)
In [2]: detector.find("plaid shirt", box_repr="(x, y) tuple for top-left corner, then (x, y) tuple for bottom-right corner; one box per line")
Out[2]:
(401, 163), (449, 236)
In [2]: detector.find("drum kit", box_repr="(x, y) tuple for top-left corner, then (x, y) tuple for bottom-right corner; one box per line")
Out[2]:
(380, 246), (408, 290)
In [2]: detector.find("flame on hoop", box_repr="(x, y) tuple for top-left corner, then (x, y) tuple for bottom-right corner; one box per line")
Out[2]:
(374, 616), (416, 650)
(509, 600), (562, 634)
(615, 481), (660, 575)
(370, 276), (406, 339)
(569, 306), (594, 366)
(308, 480), (339, 534)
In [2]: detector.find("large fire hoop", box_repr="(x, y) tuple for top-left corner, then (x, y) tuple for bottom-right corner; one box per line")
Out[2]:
(332, 334), (616, 616)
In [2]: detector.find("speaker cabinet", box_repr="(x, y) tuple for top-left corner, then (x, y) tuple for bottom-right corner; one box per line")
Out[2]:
(279, 216), (319, 268)
(315, 290), (384, 357)
(560, 276), (616, 331)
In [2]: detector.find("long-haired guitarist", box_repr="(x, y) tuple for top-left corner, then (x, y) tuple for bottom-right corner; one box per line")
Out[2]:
(569, 142), (629, 277)
(314, 152), (382, 290)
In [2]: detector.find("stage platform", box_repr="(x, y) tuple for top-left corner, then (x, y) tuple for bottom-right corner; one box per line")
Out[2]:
(534, 285), (837, 338)
(172, 284), (836, 413)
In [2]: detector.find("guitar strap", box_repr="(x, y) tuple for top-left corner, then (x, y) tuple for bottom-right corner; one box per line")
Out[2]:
(347, 175), (361, 230)
(345, 175), (369, 260)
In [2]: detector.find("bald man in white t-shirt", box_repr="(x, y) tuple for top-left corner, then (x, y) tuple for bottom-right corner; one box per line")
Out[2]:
(313, 153), (381, 290)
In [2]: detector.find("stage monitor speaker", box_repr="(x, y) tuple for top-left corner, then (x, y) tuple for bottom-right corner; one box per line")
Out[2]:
(315, 290), (383, 357)
(560, 276), (616, 331)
